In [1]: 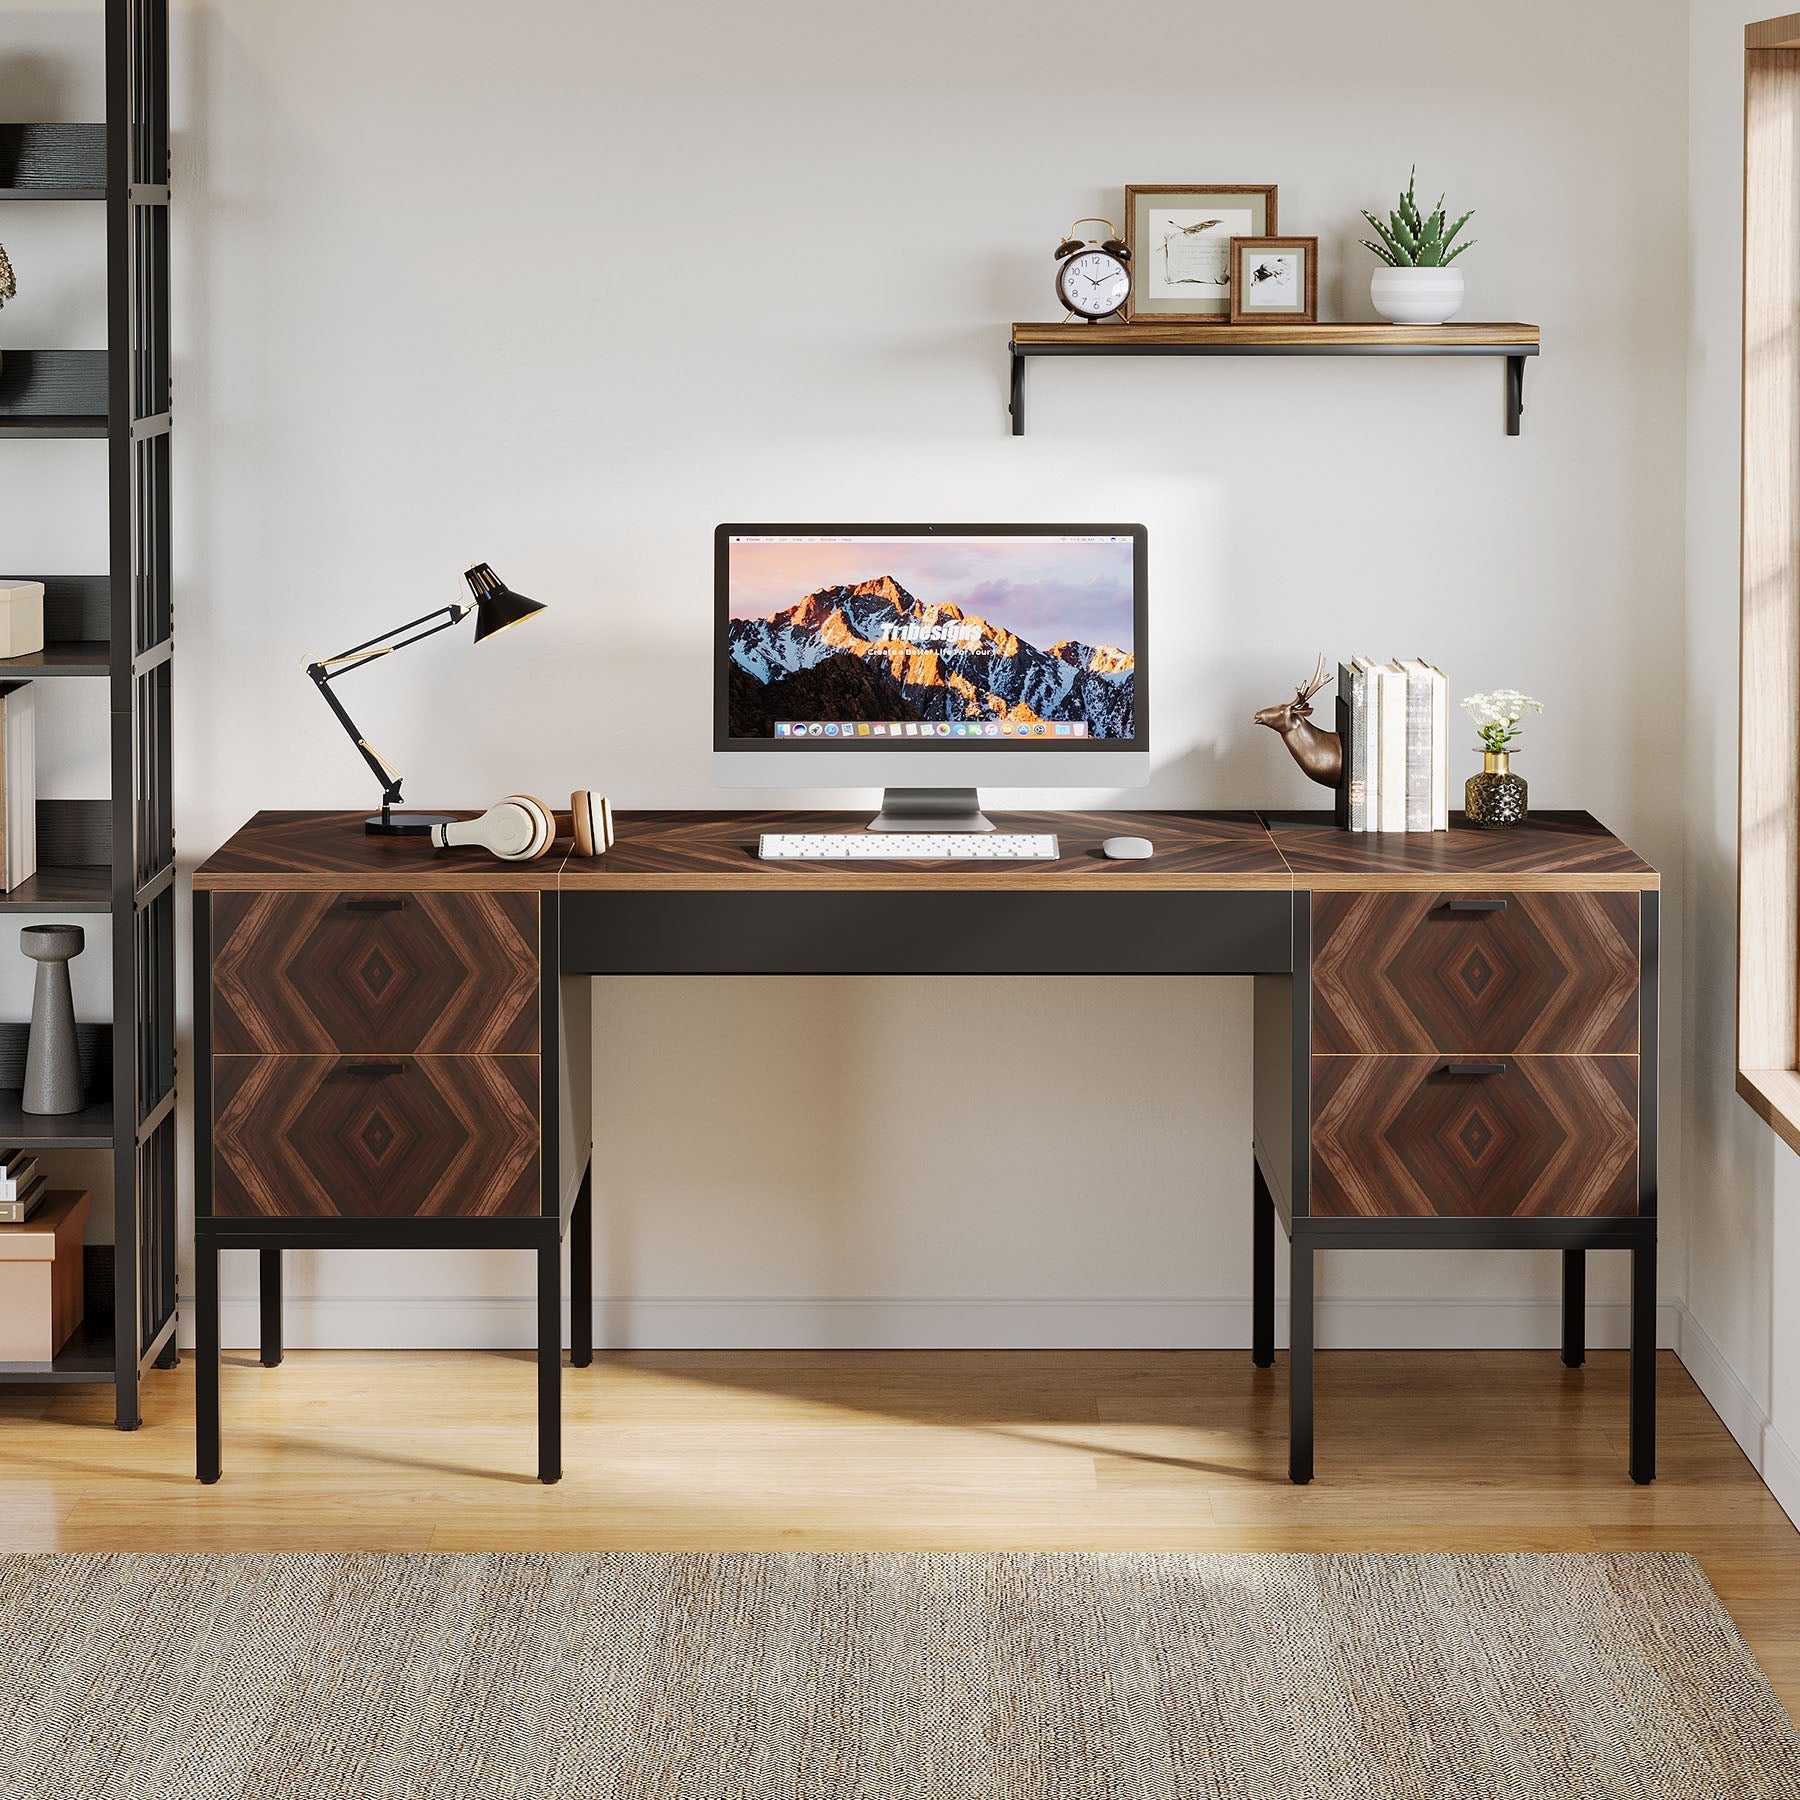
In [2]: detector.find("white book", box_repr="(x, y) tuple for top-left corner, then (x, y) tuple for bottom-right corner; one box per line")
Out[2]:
(0, 1154), (39, 1203)
(1338, 659), (1370, 831)
(1399, 659), (1434, 833)
(1374, 662), (1409, 832)
(0, 682), (35, 892)
(1427, 663), (1449, 830)
(1355, 655), (1380, 831)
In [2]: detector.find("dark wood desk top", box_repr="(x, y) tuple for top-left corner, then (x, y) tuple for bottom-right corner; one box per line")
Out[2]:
(193, 808), (1658, 894)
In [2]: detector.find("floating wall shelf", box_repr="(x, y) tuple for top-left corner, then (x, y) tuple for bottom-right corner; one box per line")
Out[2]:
(1007, 321), (1542, 437)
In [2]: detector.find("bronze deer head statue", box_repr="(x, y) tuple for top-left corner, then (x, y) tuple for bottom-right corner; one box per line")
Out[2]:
(1253, 653), (1343, 788)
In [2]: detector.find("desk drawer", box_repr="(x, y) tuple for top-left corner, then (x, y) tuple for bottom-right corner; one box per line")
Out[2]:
(211, 890), (539, 1055)
(1310, 891), (1639, 1054)
(1310, 1054), (1638, 1218)
(212, 1054), (539, 1218)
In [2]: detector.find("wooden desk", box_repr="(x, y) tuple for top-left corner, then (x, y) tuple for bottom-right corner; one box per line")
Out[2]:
(192, 807), (1658, 1485)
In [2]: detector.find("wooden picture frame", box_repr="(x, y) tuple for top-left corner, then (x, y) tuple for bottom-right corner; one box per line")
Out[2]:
(1229, 236), (1319, 324)
(1124, 185), (1278, 320)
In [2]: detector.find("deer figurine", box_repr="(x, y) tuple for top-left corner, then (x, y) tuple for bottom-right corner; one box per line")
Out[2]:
(1253, 653), (1343, 788)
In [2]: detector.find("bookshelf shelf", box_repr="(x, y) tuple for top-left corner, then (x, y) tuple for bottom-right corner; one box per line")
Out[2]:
(0, 124), (107, 199)
(0, 867), (113, 912)
(0, 1091), (113, 1148)
(0, 350), (110, 436)
(1006, 320), (1542, 436)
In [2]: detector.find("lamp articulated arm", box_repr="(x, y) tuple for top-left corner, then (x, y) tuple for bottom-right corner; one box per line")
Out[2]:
(305, 603), (472, 830)
(303, 564), (547, 837)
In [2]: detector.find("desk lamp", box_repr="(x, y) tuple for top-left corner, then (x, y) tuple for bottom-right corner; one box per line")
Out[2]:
(306, 562), (546, 836)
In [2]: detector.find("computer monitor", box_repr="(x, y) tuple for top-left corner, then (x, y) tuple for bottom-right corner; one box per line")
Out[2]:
(715, 523), (1148, 830)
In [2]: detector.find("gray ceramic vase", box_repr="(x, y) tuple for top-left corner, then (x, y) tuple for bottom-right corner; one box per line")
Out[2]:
(22, 923), (85, 1115)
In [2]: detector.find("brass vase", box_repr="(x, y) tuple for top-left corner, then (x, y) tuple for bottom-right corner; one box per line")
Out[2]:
(1464, 751), (1527, 828)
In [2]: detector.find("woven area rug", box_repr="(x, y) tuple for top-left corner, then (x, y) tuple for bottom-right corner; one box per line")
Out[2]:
(3, 1552), (1798, 1799)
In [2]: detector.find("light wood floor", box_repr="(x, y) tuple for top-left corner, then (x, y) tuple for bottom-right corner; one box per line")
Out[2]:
(5, 1347), (1798, 1715)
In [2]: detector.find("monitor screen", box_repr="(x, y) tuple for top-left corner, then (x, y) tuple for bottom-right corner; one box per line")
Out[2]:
(716, 525), (1146, 751)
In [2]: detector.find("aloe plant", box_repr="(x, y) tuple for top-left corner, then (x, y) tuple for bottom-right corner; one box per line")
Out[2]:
(1360, 168), (1474, 268)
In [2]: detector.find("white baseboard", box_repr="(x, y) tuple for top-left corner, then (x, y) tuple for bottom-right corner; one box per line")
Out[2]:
(1673, 1303), (1800, 1527)
(196, 1292), (1683, 1354)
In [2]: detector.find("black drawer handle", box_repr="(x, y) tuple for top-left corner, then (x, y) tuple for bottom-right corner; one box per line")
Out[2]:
(1446, 899), (1508, 913)
(341, 1060), (407, 1077)
(1442, 1060), (1508, 1076)
(343, 898), (405, 914)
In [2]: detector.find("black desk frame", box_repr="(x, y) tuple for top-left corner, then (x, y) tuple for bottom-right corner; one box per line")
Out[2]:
(195, 882), (1656, 1487)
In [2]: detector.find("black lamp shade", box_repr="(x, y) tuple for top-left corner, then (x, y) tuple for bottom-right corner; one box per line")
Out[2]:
(464, 562), (547, 642)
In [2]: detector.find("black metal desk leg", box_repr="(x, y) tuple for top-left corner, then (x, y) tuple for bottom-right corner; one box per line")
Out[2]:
(1252, 1163), (1275, 1369)
(260, 1247), (283, 1368)
(1561, 1248), (1585, 1367)
(538, 1240), (563, 1484)
(570, 1164), (594, 1369)
(1009, 350), (1025, 436)
(1289, 1235), (1314, 1484)
(196, 1237), (221, 1483)
(1630, 1236), (1657, 1484)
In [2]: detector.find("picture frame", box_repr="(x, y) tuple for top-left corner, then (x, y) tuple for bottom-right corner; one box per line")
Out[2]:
(1228, 235), (1318, 323)
(1124, 185), (1278, 320)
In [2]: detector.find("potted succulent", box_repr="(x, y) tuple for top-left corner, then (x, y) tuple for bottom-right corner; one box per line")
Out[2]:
(0, 241), (13, 376)
(1360, 169), (1474, 325)
(1461, 689), (1541, 828)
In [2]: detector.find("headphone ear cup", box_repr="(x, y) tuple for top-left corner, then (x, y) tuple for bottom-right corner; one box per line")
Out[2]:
(565, 791), (616, 858)
(503, 794), (556, 860)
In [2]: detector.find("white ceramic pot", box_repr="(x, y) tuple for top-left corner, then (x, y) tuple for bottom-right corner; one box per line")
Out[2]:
(1369, 266), (1466, 325)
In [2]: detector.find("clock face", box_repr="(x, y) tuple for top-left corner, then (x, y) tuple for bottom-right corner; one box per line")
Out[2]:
(1058, 249), (1131, 318)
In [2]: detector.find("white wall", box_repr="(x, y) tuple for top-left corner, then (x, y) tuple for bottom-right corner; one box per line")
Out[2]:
(1, 0), (1690, 1350)
(1682, 0), (1800, 1521)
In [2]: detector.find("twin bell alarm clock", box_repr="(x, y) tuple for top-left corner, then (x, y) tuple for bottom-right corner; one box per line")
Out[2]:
(1053, 217), (1131, 322)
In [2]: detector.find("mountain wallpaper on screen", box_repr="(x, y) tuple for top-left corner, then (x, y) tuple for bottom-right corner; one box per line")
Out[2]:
(727, 576), (1135, 736)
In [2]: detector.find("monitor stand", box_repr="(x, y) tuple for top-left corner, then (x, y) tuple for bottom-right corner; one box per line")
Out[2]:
(866, 787), (996, 833)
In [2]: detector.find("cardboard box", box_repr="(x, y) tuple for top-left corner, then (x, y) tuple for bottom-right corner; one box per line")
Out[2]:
(0, 582), (45, 659)
(0, 1189), (88, 1362)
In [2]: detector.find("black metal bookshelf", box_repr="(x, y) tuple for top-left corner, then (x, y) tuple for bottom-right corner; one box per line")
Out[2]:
(0, 0), (177, 1418)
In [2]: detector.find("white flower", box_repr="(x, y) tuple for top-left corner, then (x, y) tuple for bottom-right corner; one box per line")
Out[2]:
(1461, 691), (1543, 728)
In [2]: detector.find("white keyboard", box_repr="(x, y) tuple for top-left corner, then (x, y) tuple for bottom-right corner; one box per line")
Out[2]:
(759, 832), (1060, 861)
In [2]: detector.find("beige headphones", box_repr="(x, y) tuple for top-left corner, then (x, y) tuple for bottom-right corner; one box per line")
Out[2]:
(433, 791), (614, 861)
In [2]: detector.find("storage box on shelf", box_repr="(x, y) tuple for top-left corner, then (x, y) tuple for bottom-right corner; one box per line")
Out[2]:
(0, 1189), (90, 1364)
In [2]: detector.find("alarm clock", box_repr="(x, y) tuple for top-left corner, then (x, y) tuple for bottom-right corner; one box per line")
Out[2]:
(1053, 217), (1131, 322)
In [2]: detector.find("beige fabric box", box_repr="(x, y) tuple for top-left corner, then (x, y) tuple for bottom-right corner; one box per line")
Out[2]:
(0, 582), (45, 659)
(0, 1189), (88, 1362)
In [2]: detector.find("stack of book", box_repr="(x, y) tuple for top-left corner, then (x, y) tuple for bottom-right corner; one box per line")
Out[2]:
(0, 1150), (47, 1224)
(1336, 658), (1450, 834)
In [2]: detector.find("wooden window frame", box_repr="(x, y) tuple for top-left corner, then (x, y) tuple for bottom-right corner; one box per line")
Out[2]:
(1740, 16), (1800, 1150)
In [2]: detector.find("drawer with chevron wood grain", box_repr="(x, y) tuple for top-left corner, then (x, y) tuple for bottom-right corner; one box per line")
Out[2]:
(1309, 890), (1639, 1055)
(211, 1053), (540, 1219)
(209, 890), (539, 1055)
(1309, 1053), (1639, 1218)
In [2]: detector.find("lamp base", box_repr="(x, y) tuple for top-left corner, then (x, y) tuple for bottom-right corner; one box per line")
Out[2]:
(364, 813), (456, 837)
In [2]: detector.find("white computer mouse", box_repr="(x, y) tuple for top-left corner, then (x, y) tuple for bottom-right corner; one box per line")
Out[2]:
(1101, 836), (1154, 860)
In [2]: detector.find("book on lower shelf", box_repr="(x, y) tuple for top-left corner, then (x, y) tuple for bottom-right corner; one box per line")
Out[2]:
(0, 1172), (48, 1225)
(1338, 656), (1449, 834)
(0, 1150), (41, 1203)
(0, 681), (35, 891)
